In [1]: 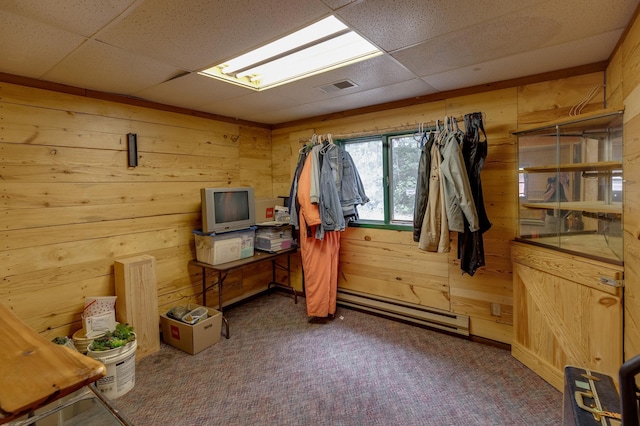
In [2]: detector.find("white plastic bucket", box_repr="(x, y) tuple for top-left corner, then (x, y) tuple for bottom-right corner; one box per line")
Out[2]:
(87, 339), (136, 399)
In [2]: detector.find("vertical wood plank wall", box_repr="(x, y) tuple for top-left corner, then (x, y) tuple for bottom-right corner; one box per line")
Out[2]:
(273, 72), (604, 344)
(0, 83), (275, 339)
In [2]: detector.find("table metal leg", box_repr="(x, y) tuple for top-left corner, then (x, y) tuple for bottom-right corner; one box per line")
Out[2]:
(201, 268), (207, 306)
(201, 267), (229, 339)
(218, 270), (229, 339)
(267, 254), (297, 303)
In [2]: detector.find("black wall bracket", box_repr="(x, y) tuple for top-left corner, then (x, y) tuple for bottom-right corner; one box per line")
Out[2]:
(127, 133), (138, 167)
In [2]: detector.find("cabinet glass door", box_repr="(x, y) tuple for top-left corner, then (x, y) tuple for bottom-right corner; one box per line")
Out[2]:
(516, 110), (623, 264)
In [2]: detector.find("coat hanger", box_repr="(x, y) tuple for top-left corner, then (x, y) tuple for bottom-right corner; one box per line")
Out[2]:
(453, 116), (463, 135)
(413, 122), (424, 143)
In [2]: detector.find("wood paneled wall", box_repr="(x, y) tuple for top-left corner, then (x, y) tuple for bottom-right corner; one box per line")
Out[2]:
(0, 82), (275, 339)
(609, 8), (640, 362)
(273, 72), (604, 344)
(0, 67), (616, 347)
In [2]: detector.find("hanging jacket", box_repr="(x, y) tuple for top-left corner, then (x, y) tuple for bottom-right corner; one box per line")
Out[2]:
(340, 148), (369, 220)
(318, 143), (346, 237)
(458, 112), (491, 276)
(309, 144), (322, 204)
(288, 148), (309, 230)
(297, 154), (322, 235)
(418, 139), (449, 253)
(413, 131), (435, 242)
(439, 130), (479, 233)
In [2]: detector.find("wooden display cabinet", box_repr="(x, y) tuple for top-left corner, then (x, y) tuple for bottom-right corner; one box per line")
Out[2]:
(514, 108), (623, 264)
(511, 108), (624, 391)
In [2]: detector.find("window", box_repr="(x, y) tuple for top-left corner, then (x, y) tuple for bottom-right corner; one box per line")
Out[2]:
(341, 132), (421, 228)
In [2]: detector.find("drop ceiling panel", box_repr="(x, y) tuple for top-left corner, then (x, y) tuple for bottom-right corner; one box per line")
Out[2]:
(43, 40), (182, 95)
(0, 0), (135, 37)
(198, 90), (300, 120)
(256, 55), (417, 102)
(0, 9), (86, 78)
(96, 0), (332, 71)
(337, 0), (545, 52)
(393, 0), (633, 79)
(305, 78), (437, 113)
(392, 14), (563, 77)
(530, 0), (638, 46)
(133, 73), (252, 109)
(245, 102), (340, 125)
(422, 31), (623, 91)
(246, 78), (436, 124)
(321, 0), (358, 10)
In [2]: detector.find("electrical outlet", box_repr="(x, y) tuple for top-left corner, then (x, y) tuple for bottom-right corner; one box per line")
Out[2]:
(490, 302), (501, 317)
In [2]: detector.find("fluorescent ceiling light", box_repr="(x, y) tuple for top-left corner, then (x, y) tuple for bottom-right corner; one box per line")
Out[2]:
(198, 15), (382, 91)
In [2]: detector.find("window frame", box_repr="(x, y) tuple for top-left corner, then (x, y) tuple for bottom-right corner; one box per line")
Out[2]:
(338, 131), (416, 231)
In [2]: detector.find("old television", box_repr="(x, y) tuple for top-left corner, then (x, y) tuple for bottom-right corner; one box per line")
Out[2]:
(201, 187), (256, 234)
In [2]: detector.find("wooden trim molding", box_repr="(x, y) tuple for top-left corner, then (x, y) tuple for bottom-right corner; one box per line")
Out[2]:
(0, 71), (271, 129)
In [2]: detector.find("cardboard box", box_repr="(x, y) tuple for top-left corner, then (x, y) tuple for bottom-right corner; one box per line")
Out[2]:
(193, 227), (255, 265)
(255, 198), (281, 224)
(160, 304), (222, 354)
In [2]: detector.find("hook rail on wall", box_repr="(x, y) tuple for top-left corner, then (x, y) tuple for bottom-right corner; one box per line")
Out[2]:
(295, 112), (486, 143)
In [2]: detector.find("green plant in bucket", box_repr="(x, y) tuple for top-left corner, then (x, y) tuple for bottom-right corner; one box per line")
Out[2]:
(89, 323), (135, 351)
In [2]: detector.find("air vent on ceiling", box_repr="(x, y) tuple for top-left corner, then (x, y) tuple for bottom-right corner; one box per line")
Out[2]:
(317, 79), (358, 94)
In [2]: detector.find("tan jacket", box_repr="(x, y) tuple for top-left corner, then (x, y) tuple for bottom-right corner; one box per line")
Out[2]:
(439, 132), (479, 233)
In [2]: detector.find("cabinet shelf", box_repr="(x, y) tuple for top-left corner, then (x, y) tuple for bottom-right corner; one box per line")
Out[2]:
(522, 161), (622, 173)
(521, 201), (622, 215)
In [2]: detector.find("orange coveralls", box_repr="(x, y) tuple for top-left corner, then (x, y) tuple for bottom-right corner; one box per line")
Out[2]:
(297, 154), (341, 318)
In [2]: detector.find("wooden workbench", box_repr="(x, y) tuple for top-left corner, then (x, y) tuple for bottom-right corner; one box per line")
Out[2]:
(0, 303), (106, 424)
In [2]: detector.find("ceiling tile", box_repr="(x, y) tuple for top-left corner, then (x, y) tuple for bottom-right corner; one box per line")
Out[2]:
(392, 13), (562, 77)
(337, 0), (544, 52)
(198, 90), (299, 121)
(392, 0), (635, 79)
(321, 0), (358, 10)
(133, 72), (252, 109)
(259, 55), (417, 102)
(422, 31), (622, 91)
(96, 0), (332, 71)
(247, 78), (436, 124)
(0, 0), (135, 37)
(43, 40), (182, 95)
(525, 0), (638, 47)
(0, 9), (85, 77)
(244, 103), (339, 125)
(307, 78), (437, 112)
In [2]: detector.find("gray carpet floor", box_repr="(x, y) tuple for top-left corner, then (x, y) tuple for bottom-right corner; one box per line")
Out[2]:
(114, 292), (562, 425)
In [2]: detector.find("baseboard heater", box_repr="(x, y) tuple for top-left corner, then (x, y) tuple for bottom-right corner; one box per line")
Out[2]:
(337, 288), (470, 336)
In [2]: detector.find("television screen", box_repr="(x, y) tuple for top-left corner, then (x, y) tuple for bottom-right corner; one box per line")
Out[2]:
(201, 187), (255, 234)
(214, 191), (250, 223)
